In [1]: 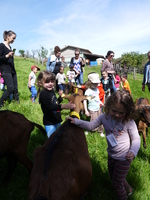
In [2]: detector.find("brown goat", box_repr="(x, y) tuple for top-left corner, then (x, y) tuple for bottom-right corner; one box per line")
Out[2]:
(0, 110), (46, 181)
(138, 121), (148, 148)
(64, 82), (84, 96)
(134, 98), (150, 148)
(28, 94), (93, 200)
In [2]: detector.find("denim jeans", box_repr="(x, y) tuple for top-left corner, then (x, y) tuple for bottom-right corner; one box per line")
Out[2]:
(75, 73), (83, 85)
(0, 72), (19, 105)
(111, 79), (117, 93)
(29, 86), (37, 99)
(45, 123), (61, 138)
(58, 84), (65, 92)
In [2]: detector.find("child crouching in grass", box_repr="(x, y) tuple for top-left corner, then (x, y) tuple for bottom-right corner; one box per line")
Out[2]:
(67, 90), (140, 199)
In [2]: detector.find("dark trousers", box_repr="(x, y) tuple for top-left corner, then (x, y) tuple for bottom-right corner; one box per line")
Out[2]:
(108, 155), (132, 200)
(0, 72), (19, 105)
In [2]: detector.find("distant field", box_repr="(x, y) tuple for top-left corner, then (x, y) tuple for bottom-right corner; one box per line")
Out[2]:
(0, 56), (150, 200)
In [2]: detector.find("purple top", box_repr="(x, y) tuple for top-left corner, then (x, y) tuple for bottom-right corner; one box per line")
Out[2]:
(74, 113), (140, 161)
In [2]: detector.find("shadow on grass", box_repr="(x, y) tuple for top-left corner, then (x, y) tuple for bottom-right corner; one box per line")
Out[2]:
(83, 158), (116, 200)
(83, 156), (143, 200)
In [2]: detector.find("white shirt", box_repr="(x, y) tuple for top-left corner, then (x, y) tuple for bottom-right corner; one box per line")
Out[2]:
(84, 88), (101, 111)
(67, 70), (76, 83)
(56, 73), (66, 84)
(28, 71), (36, 86)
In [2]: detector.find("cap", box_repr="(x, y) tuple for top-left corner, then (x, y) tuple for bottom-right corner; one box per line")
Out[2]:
(69, 63), (74, 68)
(88, 73), (100, 83)
(31, 65), (40, 71)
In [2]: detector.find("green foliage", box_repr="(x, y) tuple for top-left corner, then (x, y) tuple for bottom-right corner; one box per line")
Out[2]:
(121, 51), (147, 70)
(0, 58), (150, 200)
(18, 49), (25, 57)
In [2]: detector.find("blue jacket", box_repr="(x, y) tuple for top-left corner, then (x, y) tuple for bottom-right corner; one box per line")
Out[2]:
(46, 55), (58, 72)
(142, 61), (150, 84)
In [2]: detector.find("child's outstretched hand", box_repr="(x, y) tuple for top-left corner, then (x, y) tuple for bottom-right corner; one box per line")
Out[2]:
(125, 151), (135, 162)
(61, 101), (76, 110)
(66, 116), (75, 124)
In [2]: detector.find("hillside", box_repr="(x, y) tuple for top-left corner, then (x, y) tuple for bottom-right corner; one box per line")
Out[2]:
(0, 56), (150, 200)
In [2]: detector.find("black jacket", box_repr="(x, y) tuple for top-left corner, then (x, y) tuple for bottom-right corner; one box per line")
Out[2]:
(39, 89), (63, 125)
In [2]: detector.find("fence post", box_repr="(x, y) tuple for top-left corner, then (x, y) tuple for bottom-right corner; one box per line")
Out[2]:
(133, 68), (136, 80)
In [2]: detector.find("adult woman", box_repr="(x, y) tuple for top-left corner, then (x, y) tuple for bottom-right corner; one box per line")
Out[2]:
(70, 48), (85, 86)
(101, 50), (116, 93)
(142, 50), (150, 92)
(0, 30), (19, 107)
(46, 46), (61, 91)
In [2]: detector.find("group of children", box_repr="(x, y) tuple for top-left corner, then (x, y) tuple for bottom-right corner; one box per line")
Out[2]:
(26, 65), (139, 200)
(101, 70), (131, 102)
(27, 63), (131, 105)
(27, 65), (131, 138)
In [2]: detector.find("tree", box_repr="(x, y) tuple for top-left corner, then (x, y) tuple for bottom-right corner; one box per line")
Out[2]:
(121, 51), (145, 70)
(19, 49), (25, 57)
(37, 46), (48, 65)
(50, 48), (53, 55)
(31, 50), (37, 59)
(25, 50), (30, 58)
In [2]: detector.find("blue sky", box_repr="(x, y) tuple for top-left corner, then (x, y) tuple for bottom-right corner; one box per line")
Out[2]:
(1, 0), (150, 58)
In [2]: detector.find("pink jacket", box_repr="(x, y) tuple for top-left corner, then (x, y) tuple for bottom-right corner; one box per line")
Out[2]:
(0, 72), (4, 84)
(114, 74), (120, 89)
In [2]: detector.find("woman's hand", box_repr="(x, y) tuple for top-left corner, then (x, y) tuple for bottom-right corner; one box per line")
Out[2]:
(66, 116), (75, 124)
(5, 51), (14, 58)
(125, 151), (135, 162)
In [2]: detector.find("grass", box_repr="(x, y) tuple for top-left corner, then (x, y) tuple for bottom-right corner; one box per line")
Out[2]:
(0, 57), (150, 200)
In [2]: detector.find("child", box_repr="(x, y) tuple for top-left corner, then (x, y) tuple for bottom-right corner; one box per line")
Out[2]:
(83, 73), (104, 137)
(0, 72), (5, 91)
(78, 81), (105, 105)
(67, 90), (140, 199)
(121, 73), (131, 94)
(67, 63), (77, 84)
(101, 70), (113, 102)
(114, 70), (121, 90)
(0, 72), (13, 101)
(28, 65), (40, 102)
(56, 66), (66, 96)
(37, 70), (75, 138)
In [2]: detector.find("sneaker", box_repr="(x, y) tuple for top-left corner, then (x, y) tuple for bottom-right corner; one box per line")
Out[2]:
(127, 188), (134, 198)
(100, 132), (105, 137)
(85, 131), (88, 135)
(31, 98), (35, 103)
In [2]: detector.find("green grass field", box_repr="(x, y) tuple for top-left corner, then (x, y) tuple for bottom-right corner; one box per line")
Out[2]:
(0, 57), (150, 200)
